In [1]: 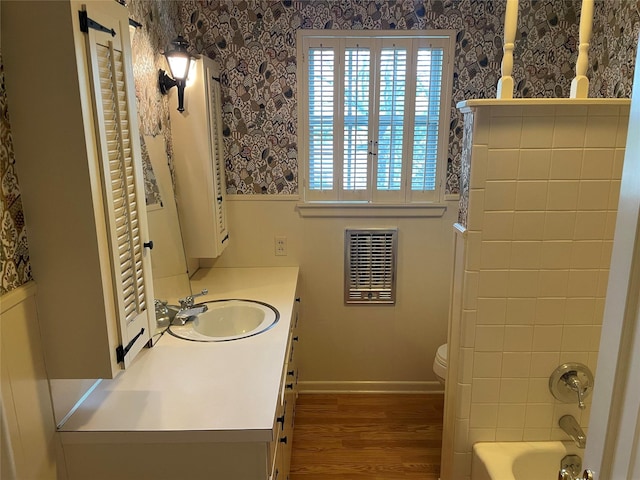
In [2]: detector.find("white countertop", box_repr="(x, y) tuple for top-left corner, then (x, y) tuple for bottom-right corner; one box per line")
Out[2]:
(59, 267), (299, 444)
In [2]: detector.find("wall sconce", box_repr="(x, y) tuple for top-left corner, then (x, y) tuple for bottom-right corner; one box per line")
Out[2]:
(158, 35), (192, 112)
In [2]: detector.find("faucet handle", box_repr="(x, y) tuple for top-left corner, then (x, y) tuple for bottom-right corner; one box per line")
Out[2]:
(178, 289), (209, 308)
(565, 373), (587, 410)
(154, 299), (169, 315)
(549, 363), (594, 409)
(191, 289), (209, 301)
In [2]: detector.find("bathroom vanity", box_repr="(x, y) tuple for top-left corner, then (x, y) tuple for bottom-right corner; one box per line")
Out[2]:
(57, 267), (300, 480)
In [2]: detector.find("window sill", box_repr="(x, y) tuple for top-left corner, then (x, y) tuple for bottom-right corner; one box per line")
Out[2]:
(296, 202), (448, 218)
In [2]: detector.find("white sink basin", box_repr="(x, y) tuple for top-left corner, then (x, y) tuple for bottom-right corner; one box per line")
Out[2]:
(168, 299), (279, 342)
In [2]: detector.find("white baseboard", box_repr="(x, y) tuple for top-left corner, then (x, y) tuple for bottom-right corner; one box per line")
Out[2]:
(297, 380), (444, 394)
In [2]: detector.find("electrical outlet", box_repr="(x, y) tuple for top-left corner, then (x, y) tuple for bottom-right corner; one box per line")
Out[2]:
(275, 236), (287, 256)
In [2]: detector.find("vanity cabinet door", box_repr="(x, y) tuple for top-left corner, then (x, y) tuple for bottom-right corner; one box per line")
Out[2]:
(2, 0), (153, 378)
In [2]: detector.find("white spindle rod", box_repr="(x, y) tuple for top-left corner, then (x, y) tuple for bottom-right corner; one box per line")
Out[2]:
(570, 0), (594, 98)
(497, 0), (519, 99)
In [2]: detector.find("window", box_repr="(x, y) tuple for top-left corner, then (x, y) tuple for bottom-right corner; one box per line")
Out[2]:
(299, 30), (454, 204)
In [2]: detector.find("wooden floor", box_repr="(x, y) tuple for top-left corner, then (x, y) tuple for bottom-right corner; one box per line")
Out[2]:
(290, 393), (444, 480)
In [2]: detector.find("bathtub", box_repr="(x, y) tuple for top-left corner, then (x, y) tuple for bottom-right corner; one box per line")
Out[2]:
(472, 441), (583, 480)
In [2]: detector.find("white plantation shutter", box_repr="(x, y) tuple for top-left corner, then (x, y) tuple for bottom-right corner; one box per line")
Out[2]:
(376, 47), (407, 192)
(343, 46), (371, 194)
(301, 32), (452, 204)
(84, 6), (152, 367)
(308, 47), (335, 193)
(345, 229), (397, 304)
(206, 67), (229, 248)
(411, 47), (444, 194)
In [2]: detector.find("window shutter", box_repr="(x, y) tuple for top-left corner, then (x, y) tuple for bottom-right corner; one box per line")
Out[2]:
(343, 47), (370, 192)
(308, 47), (335, 192)
(345, 229), (398, 304)
(301, 31), (453, 204)
(376, 47), (407, 191)
(411, 48), (444, 192)
(84, 6), (152, 367)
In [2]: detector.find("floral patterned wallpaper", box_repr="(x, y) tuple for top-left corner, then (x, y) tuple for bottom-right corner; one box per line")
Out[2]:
(0, 54), (31, 294)
(128, 0), (181, 205)
(590, 0), (640, 98)
(1, 0), (638, 293)
(458, 109), (473, 225)
(175, 0), (638, 196)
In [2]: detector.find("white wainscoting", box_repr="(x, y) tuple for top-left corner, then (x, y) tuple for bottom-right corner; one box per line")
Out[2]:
(1, 281), (57, 479)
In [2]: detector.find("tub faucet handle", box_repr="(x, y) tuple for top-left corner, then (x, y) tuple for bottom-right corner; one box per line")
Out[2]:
(549, 363), (594, 410)
(566, 373), (587, 410)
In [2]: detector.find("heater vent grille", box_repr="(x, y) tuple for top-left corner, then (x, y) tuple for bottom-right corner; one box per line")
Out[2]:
(345, 229), (397, 304)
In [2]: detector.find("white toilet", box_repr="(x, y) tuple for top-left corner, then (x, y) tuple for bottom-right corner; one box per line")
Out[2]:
(433, 343), (448, 385)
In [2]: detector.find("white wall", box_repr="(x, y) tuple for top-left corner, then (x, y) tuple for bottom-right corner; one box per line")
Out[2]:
(1, 282), (57, 479)
(207, 197), (459, 391)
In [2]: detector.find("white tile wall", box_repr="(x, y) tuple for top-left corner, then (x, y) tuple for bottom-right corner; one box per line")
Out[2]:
(552, 116), (587, 148)
(447, 102), (629, 478)
(519, 149), (551, 179)
(477, 298), (507, 324)
(550, 149), (583, 179)
(484, 180), (517, 210)
(470, 146), (489, 188)
(521, 116), (555, 148)
(543, 211), (576, 240)
(510, 242), (541, 269)
(487, 150), (519, 180)
(506, 297), (536, 324)
(488, 115), (523, 148)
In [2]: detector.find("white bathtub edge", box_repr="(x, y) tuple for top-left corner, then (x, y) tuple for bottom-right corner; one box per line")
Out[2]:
(471, 441), (580, 480)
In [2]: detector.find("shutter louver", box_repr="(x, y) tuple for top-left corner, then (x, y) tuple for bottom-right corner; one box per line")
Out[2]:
(345, 229), (397, 304)
(308, 47), (335, 191)
(97, 43), (146, 324)
(377, 48), (407, 191)
(343, 47), (370, 191)
(411, 48), (444, 191)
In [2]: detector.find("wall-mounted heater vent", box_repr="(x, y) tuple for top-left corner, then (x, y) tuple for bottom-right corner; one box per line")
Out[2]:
(345, 228), (398, 305)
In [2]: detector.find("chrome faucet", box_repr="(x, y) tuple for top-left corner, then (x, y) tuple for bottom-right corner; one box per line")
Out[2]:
(174, 304), (208, 325)
(174, 289), (209, 325)
(179, 289), (209, 309)
(559, 415), (586, 449)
